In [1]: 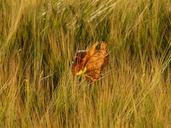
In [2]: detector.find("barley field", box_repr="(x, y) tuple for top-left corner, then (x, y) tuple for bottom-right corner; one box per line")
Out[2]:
(0, 0), (171, 127)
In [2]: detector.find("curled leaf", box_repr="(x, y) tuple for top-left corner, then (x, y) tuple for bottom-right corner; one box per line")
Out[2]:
(72, 41), (109, 82)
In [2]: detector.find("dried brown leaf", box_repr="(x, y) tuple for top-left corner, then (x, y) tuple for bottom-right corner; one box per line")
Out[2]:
(72, 41), (109, 82)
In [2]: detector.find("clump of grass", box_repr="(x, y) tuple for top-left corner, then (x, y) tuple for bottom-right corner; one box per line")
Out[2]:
(0, 0), (171, 127)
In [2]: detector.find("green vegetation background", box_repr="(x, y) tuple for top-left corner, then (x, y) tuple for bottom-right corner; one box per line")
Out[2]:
(0, 0), (171, 127)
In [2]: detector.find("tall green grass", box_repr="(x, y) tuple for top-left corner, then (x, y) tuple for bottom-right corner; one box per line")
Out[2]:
(0, 0), (171, 127)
